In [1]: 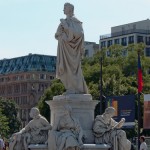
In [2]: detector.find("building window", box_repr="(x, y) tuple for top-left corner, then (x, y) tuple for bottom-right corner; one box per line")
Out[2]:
(14, 97), (20, 105)
(137, 36), (143, 43)
(84, 49), (89, 57)
(5, 77), (10, 82)
(128, 36), (134, 44)
(114, 39), (120, 44)
(39, 74), (46, 79)
(7, 86), (12, 94)
(50, 76), (54, 80)
(21, 83), (27, 93)
(13, 76), (16, 81)
(14, 84), (20, 93)
(0, 78), (4, 82)
(107, 40), (112, 47)
(20, 75), (24, 80)
(26, 74), (30, 79)
(121, 37), (127, 46)
(0, 86), (5, 95)
(146, 37), (150, 45)
(31, 74), (36, 80)
(145, 48), (150, 57)
(101, 41), (106, 48)
(21, 96), (27, 105)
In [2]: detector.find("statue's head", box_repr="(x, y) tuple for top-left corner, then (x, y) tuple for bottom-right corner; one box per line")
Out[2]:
(30, 107), (40, 118)
(64, 3), (74, 17)
(104, 107), (116, 118)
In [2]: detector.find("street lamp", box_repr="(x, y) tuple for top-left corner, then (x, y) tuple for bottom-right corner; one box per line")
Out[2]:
(99, 57), (103, 114)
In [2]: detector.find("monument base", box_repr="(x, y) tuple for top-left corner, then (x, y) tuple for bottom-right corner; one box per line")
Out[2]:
(46, 94), (99, 143)
(28, 144), (111, 150)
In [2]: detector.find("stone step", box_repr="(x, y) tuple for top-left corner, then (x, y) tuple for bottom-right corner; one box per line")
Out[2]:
(28, 144), (47, 150)
(28, 144), (111, 150)
(82, 144), (111, 150)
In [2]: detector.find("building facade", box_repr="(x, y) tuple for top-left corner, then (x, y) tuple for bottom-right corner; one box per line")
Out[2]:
(99, 19), (150, 56)
(0, 54), (56, 127)
(84, 41), (99, 57)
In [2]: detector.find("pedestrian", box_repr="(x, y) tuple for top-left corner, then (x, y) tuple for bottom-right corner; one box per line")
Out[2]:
(140, 136), (147, 150)
(0, 135), (4, 150)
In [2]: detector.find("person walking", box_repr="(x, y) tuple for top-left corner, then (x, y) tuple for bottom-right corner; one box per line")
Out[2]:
(0, 135), (4, 150)
(140, 136), (147, 150)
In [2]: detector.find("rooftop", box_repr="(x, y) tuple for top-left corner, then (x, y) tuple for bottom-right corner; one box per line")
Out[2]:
(100, 19), (150, 40)
(0, 54), (56, 74)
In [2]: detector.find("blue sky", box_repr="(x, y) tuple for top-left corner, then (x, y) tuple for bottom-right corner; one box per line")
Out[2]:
(0, 0), (150, 59)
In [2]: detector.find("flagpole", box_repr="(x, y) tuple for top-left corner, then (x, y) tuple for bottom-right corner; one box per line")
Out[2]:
(137, 52), (143, 150)
(137, 92), (141, 150)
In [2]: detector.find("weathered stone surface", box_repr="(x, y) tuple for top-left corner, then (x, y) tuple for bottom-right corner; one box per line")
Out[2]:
(46, 96), (98, 144)
(28, 144), (111, 150)
(55, 2), (88, 94)
(82, 144), (111, 150)
(48, 105), (83, 150)
(9, 108), (51, 150)
(93, 107), (131, 150)
(28, 144), (47, 150)
(53, 94), (92, 101)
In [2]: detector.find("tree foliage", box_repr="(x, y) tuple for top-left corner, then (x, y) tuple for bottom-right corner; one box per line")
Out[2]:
(38, 79), (65, 122)
(0, 108), (9, 138)
(38, 43), (150, 137)
(0, 97), (20, 138)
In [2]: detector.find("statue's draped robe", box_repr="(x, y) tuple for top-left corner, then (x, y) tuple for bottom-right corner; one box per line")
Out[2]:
(55, 16), (88, 94)
(10, 116), (50, 150)
(24, 116), (49, 144)
(48, 115), (82, 150)
(93, 115), (131, 150)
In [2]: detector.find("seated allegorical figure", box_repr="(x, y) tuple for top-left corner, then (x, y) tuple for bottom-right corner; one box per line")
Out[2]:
(9, 107), (52, 150)
(48, 105), (83, 150)
(93, 107), (131, 150)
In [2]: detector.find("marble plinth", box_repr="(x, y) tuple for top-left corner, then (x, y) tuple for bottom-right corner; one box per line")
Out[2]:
(28, 144), (47, 150)
(46, 94), (99, 143)
(28, 144), (111, 150)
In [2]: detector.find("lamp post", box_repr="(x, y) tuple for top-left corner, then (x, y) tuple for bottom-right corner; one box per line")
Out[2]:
(100, 57), (103, 114)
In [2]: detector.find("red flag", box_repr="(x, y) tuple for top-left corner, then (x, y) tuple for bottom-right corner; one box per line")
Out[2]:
(138, 54), (143, 93)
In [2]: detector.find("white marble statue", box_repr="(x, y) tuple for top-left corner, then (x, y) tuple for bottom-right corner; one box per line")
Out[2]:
(9, 107), (52, 150)
(93, 107), (131, 150)
(55, 2), (88, 95)
(48, 105), (83, 150)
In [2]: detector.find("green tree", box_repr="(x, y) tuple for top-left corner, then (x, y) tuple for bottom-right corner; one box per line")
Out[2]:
(38, 79), (65, 122)
(38, 43), (150, 138)
(0, 97), (20, 138)
(0, 109), (9, 138)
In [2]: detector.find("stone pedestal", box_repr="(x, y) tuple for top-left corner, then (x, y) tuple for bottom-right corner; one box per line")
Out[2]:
(82, 144), (111, 150)
(28, 144), (47, 150)
(28, 144), (111, 150)
(46, 94), (99, 143)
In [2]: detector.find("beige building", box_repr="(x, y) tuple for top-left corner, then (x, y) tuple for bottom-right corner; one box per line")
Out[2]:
(100, 19), (150, 56)
(84, 41), (99, 57)
(0, 54), (56, 127)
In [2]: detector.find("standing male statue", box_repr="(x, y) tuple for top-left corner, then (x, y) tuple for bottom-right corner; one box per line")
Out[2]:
(55, 3), (88, 95)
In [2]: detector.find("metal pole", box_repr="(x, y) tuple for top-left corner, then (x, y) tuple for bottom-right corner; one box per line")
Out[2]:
(137, 92), (141, 150)
(100, 57), (103, 114)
